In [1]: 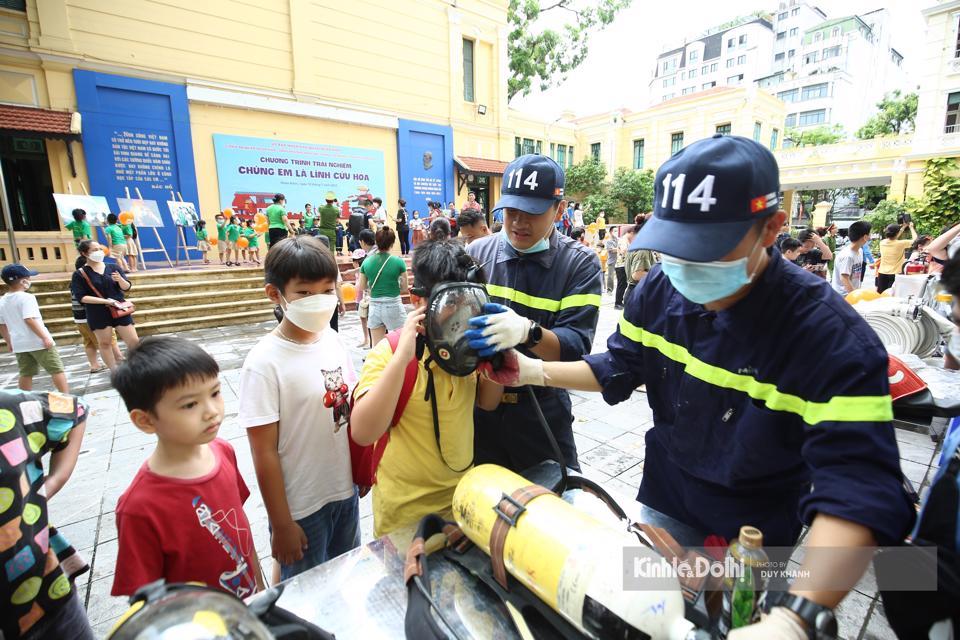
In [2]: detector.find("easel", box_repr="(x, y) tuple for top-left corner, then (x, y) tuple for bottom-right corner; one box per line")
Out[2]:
(67, 181), (107, 246)
(126, 187), (173, 269)
(171, 190), (198, 267)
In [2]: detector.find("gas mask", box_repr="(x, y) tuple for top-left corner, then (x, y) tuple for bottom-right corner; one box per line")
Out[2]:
(419, 281), (490, 377)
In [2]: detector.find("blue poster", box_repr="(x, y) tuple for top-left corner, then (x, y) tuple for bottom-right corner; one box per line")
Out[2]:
(74, 70), (200, 260)
(397, 120), (454, 213)
(212, 135), (385, 218)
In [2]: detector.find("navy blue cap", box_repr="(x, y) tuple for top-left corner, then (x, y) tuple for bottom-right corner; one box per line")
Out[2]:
(1, 264), (38, 284)
(492, 154), (565, 215)
(631, 134), (780, 262)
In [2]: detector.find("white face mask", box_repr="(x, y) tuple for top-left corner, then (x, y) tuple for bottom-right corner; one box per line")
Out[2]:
(280, 293), (338, 333)
(88, 250), (106, 263)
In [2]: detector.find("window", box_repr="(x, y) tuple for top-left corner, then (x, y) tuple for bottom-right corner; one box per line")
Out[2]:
(682, 87), (694, 95)
(550, 143), (555, 159)
(814, 32), (822, 42)
(785, 113), (797, 127)
(663, 77), (676, 87)
(727, 74), (743, 84)
(662, 93), (675, 101)
(946, 92), (960, 133)
(727, 38), (735, 49)
(801, 82), (829, 100)
(788, 49), (795, 58)
(823, 46), (841, 59)
(775, 52), (785, 61)
(590, 142), (601, 160)
(716, 123), (732, 135)
(789, 27), (798, 37)
(770, 128), (780, 150)
(805, 51), (819, 64)
(663, 60), (669, 72)
(535, 140), (542, 155)
(462, 38), (475, 102)
(832, 27), (840, 38)
(557, 144), (567, 166)
(680, 71), (686, 80)
(777, 88), (799, 102)
(703, 81), (716, 89)
(689, 68), (698, 78)
(726, 58), (735, 68)
(739, 35), (747, 45)
(778, 11), (788, 20)
(791, 7), (799, 16)
(956, 18), (960, 57)
(0, 0), (26, 9)
(515, 137), (522, 158)
(522, 138), (536, 155)
(777, 31), (786, 41)
(671, 132), (684, 154)
(798, 109), (826, 126)
(738, 55), (746, 65)
(633, 139), (645, 169)
(753, 121), (762, 142)
(710, 62), (718, 72)
(689, 50), (699, 62)
(702, 65), (708, 74)
(567, 148), (574, 167)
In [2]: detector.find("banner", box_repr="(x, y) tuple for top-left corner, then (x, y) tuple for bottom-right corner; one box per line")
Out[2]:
(212, 134), (385, 217)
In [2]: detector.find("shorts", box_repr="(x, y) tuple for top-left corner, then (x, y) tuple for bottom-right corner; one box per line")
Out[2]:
(110, 243), (126, 261)
(197, 240), (211, 252)
(16, 347), (65, 377)
(125, 238), (137, 256)
(275, 489), (360, 581)
(75, 323), (117, 350)
(367, 296), (405, 331)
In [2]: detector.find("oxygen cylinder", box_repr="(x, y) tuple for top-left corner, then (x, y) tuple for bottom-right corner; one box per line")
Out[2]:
(452, 465), (695, 640)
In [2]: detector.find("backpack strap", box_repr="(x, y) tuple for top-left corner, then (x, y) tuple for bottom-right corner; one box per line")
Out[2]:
(386, 329), (419, 427)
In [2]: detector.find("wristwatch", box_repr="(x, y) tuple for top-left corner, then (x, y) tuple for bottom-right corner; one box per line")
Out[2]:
(524, 321), (543, 348)
(764, 591), (838, 639)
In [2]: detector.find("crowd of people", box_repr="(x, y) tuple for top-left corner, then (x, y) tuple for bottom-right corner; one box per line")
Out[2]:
(1, 134), (958, 639)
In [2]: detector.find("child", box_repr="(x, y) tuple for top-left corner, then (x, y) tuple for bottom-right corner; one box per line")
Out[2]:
(65, 208), (92, 248)
(104, 213), (127, 268)
(0, 388), (91, 640)
(244, 220), (261, 265)
(240, 236), (358, 581)
(123, 219), (138, 272)
(111, 336), (264, 598)
(350, 239), (503, 537)
(0, 264), (69, 393)
(226, 216), (241, 266)
(196, 219), (211, 264)
(215, 212), (228, 264)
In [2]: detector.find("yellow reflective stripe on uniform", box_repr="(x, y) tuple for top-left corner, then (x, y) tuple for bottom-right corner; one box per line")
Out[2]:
(617, 316), (893, 425)
(485, 284), (601, 312)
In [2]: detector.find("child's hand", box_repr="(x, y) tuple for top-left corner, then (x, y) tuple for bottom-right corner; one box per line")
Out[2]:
(272, 521), (308, 566)
(395, 305), (426, 361)
(42, 335), (54, 349)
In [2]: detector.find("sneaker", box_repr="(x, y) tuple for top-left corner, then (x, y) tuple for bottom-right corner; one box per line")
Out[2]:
(614, 304), (624, 310)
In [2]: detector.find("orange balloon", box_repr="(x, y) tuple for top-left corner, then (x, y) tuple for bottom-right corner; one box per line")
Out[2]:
(237, 237), (250, 248)
(119, 211), (134, 225)
(103, 246), (110, 256)
(341, 283), (357, 303)
(255, 224), (268, 234)
(845, 288), (881, 305)
(254, 213), (267, 225)
(222, 208), (233, 217)
(209, 237), (218, 246)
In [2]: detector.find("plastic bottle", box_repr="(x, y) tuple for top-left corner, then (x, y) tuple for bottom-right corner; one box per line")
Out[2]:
(717, 526), (769, 638)
(935, 292), (953, 319)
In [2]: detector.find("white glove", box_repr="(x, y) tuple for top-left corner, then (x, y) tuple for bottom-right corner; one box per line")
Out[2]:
(479, 349), (544, 387)
(727, 607), (808, 640)
(466, 303), (532, 357)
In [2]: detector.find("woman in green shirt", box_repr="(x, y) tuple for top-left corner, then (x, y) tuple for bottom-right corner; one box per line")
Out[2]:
(65, 209), (92, 247)
(357, 226), (408, 345)
(265, 193), (295, 247)
(303, 203), (316, 232)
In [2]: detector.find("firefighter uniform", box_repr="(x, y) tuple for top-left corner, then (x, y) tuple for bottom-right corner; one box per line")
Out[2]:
(584, 252), (915, 546)
(468, 229), (602, 471)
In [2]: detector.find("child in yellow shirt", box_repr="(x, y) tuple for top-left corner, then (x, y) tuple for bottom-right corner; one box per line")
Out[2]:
(350, 239), (502, 537)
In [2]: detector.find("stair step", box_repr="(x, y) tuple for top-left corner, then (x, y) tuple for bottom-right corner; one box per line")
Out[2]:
(49, 309), (277, 345)
(34, 277), (266, 309)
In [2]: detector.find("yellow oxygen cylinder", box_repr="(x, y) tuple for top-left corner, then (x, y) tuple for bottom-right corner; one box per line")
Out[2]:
(452, 465), (695, 640)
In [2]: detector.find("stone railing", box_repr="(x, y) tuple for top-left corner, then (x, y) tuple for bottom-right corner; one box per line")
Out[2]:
(0, 232), (77, 273)
(775, 135), (914, 169)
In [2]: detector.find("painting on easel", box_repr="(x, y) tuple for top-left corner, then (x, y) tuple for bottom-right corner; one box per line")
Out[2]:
(115, 198), (165, 227)
(52, 194), (112, 227)
(168, 201), (199, 227)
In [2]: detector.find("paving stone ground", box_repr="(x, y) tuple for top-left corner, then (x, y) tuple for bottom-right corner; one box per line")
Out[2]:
(7, 288), (937, 638)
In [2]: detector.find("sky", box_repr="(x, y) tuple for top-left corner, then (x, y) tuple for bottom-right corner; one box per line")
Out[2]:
(509, 0), (926, 118)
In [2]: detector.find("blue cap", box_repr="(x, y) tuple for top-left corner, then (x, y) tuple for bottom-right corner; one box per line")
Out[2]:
(1, 264), (38, 284)
(631, 135), (780, 262)
(492, 154), (565, 215)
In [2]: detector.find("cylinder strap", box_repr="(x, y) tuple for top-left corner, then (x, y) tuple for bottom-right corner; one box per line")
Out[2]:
(489, 485), (552, 589)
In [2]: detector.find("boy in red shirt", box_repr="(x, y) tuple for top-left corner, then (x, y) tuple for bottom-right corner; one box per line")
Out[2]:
(110, 336), (264, 597)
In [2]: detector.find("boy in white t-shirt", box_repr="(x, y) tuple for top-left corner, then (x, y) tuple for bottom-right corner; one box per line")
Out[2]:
(0, 264), (69, 393)
(239, 236), (358, 581)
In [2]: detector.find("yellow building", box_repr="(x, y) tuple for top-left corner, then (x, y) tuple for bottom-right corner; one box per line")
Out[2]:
(0, 0), (787, 271)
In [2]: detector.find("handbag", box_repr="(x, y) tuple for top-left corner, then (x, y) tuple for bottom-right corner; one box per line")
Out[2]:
(77, 267), (135, 319)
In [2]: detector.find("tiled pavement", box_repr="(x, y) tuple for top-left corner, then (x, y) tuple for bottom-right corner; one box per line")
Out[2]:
(8, 290), (940, 638)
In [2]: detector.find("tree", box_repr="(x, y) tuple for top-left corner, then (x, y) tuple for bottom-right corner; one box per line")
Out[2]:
(907, 157), (960, 235)
(507, 0), (633, 101)
(565, 156), (607, 199)
(785, 125), (845, 147)
(856, 186), (888, 210)
(608, 167), (654, 221)
(581, 193), (618, 224)
(855, 90), (918, 139)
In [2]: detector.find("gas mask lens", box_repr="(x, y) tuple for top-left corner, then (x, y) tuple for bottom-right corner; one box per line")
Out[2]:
(425, 282), (490, 377)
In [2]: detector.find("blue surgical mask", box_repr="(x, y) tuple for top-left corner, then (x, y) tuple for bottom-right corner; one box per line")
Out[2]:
(659, 234), (765, 305)
(501, 226), (552, 255)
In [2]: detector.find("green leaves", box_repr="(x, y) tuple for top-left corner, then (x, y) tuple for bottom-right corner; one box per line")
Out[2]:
(609, 167), (655, 219)
(564, 159), (652, 222)
(855, 90), (918, 139)
(507, 0), (633, 101)
(867, 158), (959, 237)
(565, 156), (607, 196)
(785, 125), (845, 146)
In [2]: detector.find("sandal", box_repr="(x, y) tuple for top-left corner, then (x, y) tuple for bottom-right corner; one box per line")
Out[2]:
(89, 366), (107, 374)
